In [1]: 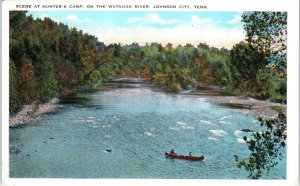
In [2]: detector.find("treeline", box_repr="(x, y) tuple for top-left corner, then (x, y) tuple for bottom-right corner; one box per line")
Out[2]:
(101, 42), (233, 92)
(9, 11), (286, 114)
(9, 11), (107, 114)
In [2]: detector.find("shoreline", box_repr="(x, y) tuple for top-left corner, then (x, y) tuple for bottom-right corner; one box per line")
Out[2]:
(204, 95), (286, 118)
(9, 81), (286, 127)
(9, 102), (59, 127)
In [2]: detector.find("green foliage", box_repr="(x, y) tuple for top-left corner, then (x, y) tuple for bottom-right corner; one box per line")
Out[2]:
(230, 42), (268, 92)
(250, 71), (272, 99)
(35, 53), (58, 103)
(208, 51), (232, 87)
(9, 11), (105, 113)
(9, 59), (20, 114)
(149, 44), (200, 91)
(229, 12), (287, 101)
(9, 10), (287, 115)
(9, 11), (27, 68)
(239, 12), (287, 99)
(231, 11), (287, 179)
(252, 71), (286, 102)
(242, 12), (287, 73)
(137, 42), (230, 92)
(234, 113), (286, 179)
(196, 44), (233, 93)
(138, 42), (233, 93)
(270, 76), (286, 103)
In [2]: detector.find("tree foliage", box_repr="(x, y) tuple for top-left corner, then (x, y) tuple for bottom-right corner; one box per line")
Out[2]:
(18, 58), (38, 104)
(9, 11), (287, 115)
(233, 11), (287, 179)
(9, 59), (19, 114)
(228, 11), (287, 102)
(234, 113), (287, 179)
(9, 11), (105, 113)
(230, 42), (268, 93)
(242, 11), (287, 75)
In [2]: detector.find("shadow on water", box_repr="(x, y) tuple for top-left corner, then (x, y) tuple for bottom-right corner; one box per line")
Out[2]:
(59, 94), (106, 111)
(218, 103), (253, 110)
(59, 79), (152, 105)
(59, 95), (90, 104)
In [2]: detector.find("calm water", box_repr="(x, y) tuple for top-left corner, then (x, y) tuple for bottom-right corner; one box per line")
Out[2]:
(9, 82), (286, 179)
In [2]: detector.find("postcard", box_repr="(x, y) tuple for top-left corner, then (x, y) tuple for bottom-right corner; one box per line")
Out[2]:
(1, 0), (299, 186)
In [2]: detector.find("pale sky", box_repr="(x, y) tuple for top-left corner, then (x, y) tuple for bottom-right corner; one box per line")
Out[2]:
(28, 11), (245, 49)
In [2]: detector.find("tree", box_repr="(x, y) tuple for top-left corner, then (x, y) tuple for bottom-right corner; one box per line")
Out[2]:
(18, 58), (38, 104)
(9, 11), (119, 114)
(243, 11), (288, 94)
(56, 60), (78, 97)
(242, 11), (287, 75)
(234, 113), (286, 179)
(36, 53), (58, 102)
(230, 42), (268, 93)
(9, 59), (20, 114)
(9, 11), (27, 68)
(233, 12), (287, 178)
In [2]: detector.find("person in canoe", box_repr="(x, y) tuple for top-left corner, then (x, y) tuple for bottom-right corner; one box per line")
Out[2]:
(170, 149), (176, 155)
(189, 152), (192, 156)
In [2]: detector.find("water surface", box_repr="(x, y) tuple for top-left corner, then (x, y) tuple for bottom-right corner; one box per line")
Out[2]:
(9, 82), (286, 179)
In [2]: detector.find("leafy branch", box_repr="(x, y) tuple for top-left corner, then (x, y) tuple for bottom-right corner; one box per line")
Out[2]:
(234, 113), (286, 179)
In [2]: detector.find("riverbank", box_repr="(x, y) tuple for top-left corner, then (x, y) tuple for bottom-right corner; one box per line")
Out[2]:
(9, 79), (286, 127)
(9, 102), (59, 127)
(205, 95), (286, 118)
(178, 84), (286, 118)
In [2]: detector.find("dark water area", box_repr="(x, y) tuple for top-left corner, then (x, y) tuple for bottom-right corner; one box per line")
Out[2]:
(9, 80), (286, 179)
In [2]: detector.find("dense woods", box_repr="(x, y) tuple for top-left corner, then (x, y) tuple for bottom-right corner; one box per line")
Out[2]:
(9, 11), (287, 115)
(9, 11), (105, 114)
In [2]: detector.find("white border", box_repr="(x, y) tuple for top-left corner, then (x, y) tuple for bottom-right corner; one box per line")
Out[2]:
(0, 0), (293, 11)
(2, 0), (299, 186)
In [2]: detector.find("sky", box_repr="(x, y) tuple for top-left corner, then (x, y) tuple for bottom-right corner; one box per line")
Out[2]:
(28, 11), (245, 49)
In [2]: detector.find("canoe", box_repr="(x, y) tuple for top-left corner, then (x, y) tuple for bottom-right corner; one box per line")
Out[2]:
(165, 152), (204, 161)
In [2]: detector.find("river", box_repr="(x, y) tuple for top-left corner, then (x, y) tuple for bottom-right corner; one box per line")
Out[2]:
(9, 80), (286, 179)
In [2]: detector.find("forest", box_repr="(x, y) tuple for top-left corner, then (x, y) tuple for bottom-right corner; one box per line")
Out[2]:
(9, 11), (287, 115)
